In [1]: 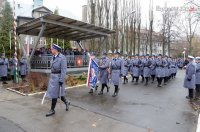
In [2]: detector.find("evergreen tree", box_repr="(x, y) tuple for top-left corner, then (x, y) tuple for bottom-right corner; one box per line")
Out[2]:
(0, 0), (13, 56)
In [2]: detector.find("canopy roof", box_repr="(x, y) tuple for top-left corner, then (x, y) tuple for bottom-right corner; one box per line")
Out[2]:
(16, 14), (115, 41)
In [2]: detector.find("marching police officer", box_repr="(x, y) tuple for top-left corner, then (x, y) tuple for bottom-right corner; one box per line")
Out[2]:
(19, 56), (28, 82)
(156, 54), (165, 87)
(142, 54), (151, 86)
(183, 55), (196, 100)
(122, 54), (129, 84)
(195, 57), (200, 99)
(150, 55), (156, 83)
(110, 50), (123, 97)
(46, 44), (70, 117)
(0, 53), (9, 84)
(132, 54), (141, 85)
(98, 52), (110, 95)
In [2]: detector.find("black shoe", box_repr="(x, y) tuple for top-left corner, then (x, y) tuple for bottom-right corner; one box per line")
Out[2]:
(164, 83), (167, 85)
(107, 87), (110, 93)
(66, 101), (70, 111)
(3, 82), (8, 84)
(88, 89), (93, 94)
(151, 81), (154, 84)
(157, 84), (162, 87)
(112, 92), (117, 97)
(46, 110), (55, 117)
(98, 91), (103, 95)
(123, 82), (125, 84)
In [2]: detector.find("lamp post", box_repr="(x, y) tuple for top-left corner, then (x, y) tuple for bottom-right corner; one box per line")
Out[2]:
(121, 10), (136, 54)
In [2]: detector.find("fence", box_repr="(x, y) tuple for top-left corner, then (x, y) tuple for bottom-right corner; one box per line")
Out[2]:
(31, 55), (89, 69)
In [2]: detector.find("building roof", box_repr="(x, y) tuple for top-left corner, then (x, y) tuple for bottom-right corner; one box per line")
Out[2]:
(32, 6), (53, 13)
(16, 14), (115, 41)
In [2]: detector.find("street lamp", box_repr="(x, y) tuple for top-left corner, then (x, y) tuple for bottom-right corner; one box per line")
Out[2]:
(121, 10), (136, 55)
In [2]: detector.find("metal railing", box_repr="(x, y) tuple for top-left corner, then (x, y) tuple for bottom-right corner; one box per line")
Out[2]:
(30, 55), (89, 69)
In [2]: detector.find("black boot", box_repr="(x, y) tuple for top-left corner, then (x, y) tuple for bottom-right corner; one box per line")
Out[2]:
(112, 85), (118, 97)
(135, 77), (139, 85)
(144, 77), (148, 86)
(105, 84), (110, 92)
(141, 76), (144, 83)
(88, 89), (93, 94)
(123, 76), (126, 84)
(46, 99), (57, 117)
(98, 84), (105, 95)
(61, 96), (70, 111)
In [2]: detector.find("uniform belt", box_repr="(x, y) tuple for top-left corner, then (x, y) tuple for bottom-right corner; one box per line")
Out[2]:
(112, 68), (120, 70)
(51, 71), (61, 74)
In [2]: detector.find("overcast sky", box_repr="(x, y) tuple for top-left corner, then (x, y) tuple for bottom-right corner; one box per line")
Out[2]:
(9, 0), (195, 32)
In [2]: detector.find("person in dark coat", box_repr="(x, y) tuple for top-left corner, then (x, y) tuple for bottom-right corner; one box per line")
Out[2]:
(110, 51), (123, 97)
(195, 57), (200, 99)
(19, 56), (28, 82)
(98, 52), (110, 95)
(46, 44), (70, 117)
(0, 53), (9, 84)
(183, 56), (196, 100)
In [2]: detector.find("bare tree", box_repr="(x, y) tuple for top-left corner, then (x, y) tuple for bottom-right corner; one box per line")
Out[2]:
(149, 0), (153, 55)
(136, 0), (141, 55)
(104, 0), (111, 52)
(112, 0), (119, 52)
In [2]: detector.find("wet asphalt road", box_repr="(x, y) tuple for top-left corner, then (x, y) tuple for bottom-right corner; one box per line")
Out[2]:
(66, 70), (197, 132)
(0, 70), (198, 132)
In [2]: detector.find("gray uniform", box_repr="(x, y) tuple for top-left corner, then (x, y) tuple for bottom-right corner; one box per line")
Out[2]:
(195, 63), (200, 85)
(150, 58), (156, 75)
(143, 58), (151, 78)
(132, 59), (141, 77)
(111, 58), (123, 85)
(0, 58), (9, 77)
(156, 58), (165, 78)
(122, 58), (129, 76)
(19, 58), (28, 76)
(99, 57), (109, 84)
(183, 62), (196, 89)
(163, 59), (169, 77)
(46, 53), (67, 99)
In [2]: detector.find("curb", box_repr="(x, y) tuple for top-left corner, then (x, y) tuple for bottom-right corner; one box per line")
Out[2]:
(196, 114), (200, 132)
(6, 84), (87, 96)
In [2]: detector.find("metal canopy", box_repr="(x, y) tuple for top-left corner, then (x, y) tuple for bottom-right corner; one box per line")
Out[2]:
(16, 14), (115, 41)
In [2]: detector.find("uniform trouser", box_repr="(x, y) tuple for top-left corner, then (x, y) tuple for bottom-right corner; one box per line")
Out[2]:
(157, 77), (163, 85)
(21, 75), (26, 80)
(164, 77), (168, 83)
(100, 83), (109, 92)
(141, 75), (144, 82)
(114, 85), (119, 93)
(196, 84), (200, 98)
(1, 76), (7, 82)
(134, 77), (139, 82)
(124, 76), (128, 83)
(51, 96), (67, 110)
(145, 77), (149, 84)
(188, 89), (194, 99)
(151, 75), (155, 82)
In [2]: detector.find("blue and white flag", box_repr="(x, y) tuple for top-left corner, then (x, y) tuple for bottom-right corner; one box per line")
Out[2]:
(87, 58), (98, 89)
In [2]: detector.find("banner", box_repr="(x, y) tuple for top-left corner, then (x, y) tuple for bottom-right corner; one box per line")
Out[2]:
(87, 58), (98, 89)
